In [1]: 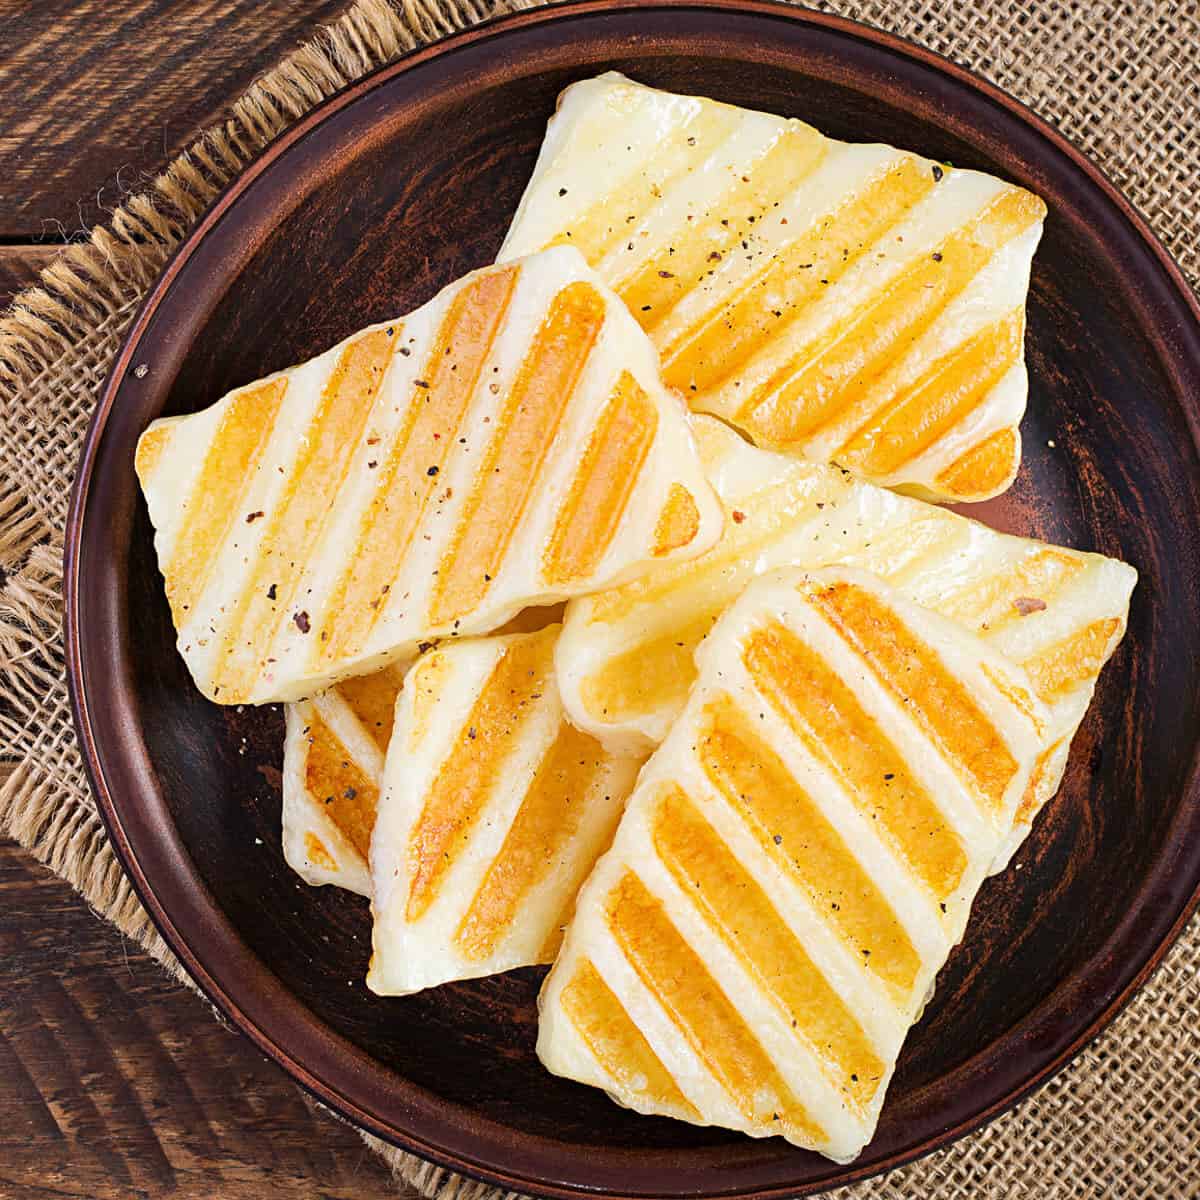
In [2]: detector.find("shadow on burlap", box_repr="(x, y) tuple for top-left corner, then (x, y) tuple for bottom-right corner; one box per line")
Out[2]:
(0, 1), (1196, 1196)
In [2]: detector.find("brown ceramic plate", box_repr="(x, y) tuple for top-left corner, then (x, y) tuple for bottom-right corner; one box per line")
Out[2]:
(65, 2), (1200, 1196)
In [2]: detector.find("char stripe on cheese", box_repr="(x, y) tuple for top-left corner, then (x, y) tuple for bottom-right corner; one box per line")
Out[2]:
(559, 958), (701, 1120)
(537, 567), (1047, 1161)
(604, 869), (828, 1146)
(741, 623), (969, 902)
(543, 371), (659, 585)
(404, 627), (557, 923)
(696, 693), (924, 1001)
(216, 328), (395, 702)
(500, 73), (1048, 501)
(651, 784), (886, 1114)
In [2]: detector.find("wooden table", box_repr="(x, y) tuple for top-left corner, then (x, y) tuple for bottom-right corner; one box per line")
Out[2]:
(0, 3), (407, 1195)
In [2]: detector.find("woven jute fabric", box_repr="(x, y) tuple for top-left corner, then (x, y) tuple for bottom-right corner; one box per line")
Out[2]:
(1, 0), (1196, 1195)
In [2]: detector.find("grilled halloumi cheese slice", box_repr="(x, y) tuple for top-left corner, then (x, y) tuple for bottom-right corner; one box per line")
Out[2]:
(134, 247), (723, 706)
(281, 605), (566, 895)
(538, 567), (1046, 1161)
(368, 625), (644, 995)
(282, 665), (406, 896)
(557, 417), (1135, 864)
(500, 73), (1046, 502)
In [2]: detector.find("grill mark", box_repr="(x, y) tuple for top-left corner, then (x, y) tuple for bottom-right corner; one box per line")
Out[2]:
(153, 377), (287, 626)
(835, 310), (1024, 476)
(319, 266), (518, 662)
(1021, 617), (1121, 702)
(662, 156), (932, 394)
(737, 188), (1045, 446)
(698, 695), (922, 1000)
(937, 547), (1086, 633)
(544, 371), (658, 586)
(979, 662), (1044, 737)
(805, 580), (1019, 818)
(407, 650), (454, 752)
(618, 126), (827, 330)
(652, 786), (885, 1112)
(936, 427), (1020, 498)
(605, 870), (825, 1143)
(587, 466), (838, 625)
(539, 889), (582, 962)
(303, 832), (339, 873)
(304, 712), (379, 861)
(133, 422), (172, 486)
(652, 483), (702, 556)
(544, 105), (741, 265)
(334, 663), (406, 752)
(831, 510), (959, 585)
(558, 959), (699, 1118)
(211, 329), (393, 700)
(1016, 738), (1066, 824)
(454, 721), (616, 961)
(580, 610), (718, 727)
(743, 623), (969, 902)
(406, 628), (557, 921)
(428, 281), (607, 626)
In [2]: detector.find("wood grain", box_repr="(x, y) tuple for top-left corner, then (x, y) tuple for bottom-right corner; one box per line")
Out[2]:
(0, 0), (349, 240)
(0, 837), (401, 1199)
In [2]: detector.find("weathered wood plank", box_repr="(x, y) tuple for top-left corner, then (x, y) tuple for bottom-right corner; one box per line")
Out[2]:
(0, 838), (406, 1199)
(0, 0), (350, 240)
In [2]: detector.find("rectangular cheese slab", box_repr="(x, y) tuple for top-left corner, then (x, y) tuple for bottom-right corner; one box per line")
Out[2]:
(555, 416), (1135, 865)
(500, 73), (1047, 502)
(367, 625), (644, 995)
(135, 246), (723, 705)
(538, 567), (1047, 1161)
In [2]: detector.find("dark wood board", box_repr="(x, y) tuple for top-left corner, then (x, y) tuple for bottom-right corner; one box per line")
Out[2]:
(62, 4), (1200, 1200)
(0, 0), (349, 241)
(0, 837), (399, 1199)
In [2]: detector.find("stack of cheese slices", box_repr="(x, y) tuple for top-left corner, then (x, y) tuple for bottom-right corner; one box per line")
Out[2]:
(135, 74), (1136, 1163)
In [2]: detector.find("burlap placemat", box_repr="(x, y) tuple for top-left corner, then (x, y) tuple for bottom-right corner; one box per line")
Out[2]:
(1, 0), (1196, 1195)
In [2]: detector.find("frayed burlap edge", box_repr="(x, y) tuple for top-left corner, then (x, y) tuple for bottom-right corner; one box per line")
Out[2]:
(1, 0), (1197, 1197)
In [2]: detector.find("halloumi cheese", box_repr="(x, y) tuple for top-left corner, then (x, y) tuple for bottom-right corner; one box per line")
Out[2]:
(282, 665), (406, 896)
(281, 605), (566, 895)
(368, 625), (644, 995)
(556, 417), (1135, 864)
(135, 247), (723, 706)
(500, 73), (1046, 502)
(538, 567), (1046, 1161)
